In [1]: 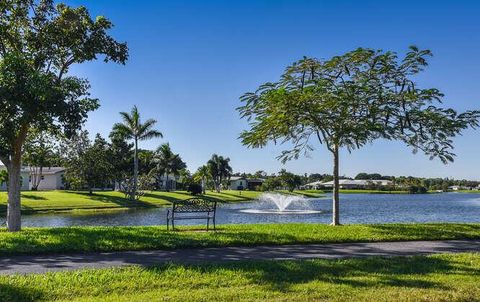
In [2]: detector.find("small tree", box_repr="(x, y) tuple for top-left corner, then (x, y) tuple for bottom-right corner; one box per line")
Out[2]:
(194, 165), (210, 194)
(278, 169), (302, 192)
(238, 46), (479, 225)
(0, 0), (128, 231)
(112, 106), (162, 199)
(23, 131), (59, 190)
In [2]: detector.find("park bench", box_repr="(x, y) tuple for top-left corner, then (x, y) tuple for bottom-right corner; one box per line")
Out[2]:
(167, 198), (217, 231)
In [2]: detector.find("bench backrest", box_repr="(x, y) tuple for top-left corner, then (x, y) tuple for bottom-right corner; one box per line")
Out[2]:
(172, 198), (217, 213)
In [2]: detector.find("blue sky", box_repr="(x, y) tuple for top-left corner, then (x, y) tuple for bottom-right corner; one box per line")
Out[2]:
(67, 0), (480, 179)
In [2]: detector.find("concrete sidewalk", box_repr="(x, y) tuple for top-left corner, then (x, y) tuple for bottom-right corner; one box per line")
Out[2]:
(1, 239), (480, 275)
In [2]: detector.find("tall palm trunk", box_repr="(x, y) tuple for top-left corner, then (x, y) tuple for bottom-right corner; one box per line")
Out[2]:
(201, 176), (206, 194)
(132, 137), (138, 200)
(331, 143), (340, 225)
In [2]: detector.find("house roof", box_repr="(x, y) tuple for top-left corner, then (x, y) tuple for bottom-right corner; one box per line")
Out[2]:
(230, 176), (246, 181)
(246, 178), (265, 183)
(320, 179), (392, 186)
(29, 167), (65, 175)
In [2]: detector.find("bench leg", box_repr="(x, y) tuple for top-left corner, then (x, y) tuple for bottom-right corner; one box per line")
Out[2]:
(207, 217), (210, 231)
(213, 216), (216, 231)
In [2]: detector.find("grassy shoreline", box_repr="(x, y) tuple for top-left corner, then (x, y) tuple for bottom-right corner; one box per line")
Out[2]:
(0, 190), (323, 215)
(0, 223), (479, 256)
(1, 253), (480, 301)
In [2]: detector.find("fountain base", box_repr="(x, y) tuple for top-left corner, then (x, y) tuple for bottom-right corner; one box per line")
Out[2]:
(239, 209), (324, 215)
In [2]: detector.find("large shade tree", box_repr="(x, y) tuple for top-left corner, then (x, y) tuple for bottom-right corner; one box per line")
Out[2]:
(238, 46), (479, 225)
(0, 0), (128, 231)
(112, 106), (162, 199)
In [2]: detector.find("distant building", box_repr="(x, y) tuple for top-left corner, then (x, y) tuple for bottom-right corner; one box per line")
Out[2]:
(304, 179), (392, 190)
(229, 177), (264, 190)
(29, 167), (66, 190)
(157, 174), (178, 191)
(1, 164), (65, 191)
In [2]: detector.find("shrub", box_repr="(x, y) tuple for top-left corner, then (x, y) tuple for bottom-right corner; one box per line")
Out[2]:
(187, 183), (203, 195)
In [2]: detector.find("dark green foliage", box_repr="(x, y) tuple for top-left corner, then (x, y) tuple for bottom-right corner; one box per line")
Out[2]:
(408, 185), (428, 194)
(278, 169), (303, 192)
(154, 143), (186, 191)
(187, 183), (203, 195)
(261, 177), (283, 191)
(62, 132), (114, 194)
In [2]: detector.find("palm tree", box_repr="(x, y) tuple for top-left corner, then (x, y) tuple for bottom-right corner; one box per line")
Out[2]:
(207, 154), (232, 192)
(195, 165), (210, 194)
(155, 143), (186, 191)
(112, 106), (162, 199)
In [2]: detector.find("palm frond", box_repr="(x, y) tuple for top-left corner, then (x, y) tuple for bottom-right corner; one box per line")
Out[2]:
(111, 123), (134, 139)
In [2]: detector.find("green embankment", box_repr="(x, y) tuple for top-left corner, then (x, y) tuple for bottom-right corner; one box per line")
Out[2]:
(0, 223), (479, 256)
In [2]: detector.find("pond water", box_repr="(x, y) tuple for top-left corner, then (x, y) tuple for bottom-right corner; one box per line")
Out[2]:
(19, 192), (480, 227)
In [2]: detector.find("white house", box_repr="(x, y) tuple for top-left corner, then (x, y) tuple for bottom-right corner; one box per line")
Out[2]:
(229, 177), (264, 190)
(1, 163), (65, 191)
(29, 167), (66, 190)
(229, 176), (248, 190)
(157, 174), (178, 191)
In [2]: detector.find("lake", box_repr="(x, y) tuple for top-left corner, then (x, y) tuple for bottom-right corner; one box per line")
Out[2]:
(19, 192), (480, 227)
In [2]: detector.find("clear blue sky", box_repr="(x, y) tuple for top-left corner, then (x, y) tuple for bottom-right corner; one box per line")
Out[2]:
(67, 0), (480, 179)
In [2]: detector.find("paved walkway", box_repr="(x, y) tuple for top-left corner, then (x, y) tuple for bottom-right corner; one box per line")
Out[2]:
(1, 239), (480, 275)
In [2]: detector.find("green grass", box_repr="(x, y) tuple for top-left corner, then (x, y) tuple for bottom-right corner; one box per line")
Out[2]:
(0, 190), (323, 214)
(1, 223), (480, 256)
(338, 189), (410, 194)
(454, 190), (480, 193)
(1, 253), (479, 301)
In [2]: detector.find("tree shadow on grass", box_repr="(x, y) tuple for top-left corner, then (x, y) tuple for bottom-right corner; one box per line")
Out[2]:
(20, 194), (47, 201)
(67, 191), (157, 209)
(143, 255), (477, 294)
(0, 282), (44, 302)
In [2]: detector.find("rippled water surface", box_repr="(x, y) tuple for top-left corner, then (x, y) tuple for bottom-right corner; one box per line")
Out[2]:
(20, 192), (480, 227)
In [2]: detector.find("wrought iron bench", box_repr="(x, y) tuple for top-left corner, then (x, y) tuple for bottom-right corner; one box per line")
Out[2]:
(167, 198), (217, 231)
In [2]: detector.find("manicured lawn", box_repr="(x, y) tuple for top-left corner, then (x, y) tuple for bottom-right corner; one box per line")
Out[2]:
(338, 189), (410, 194)
(0, 190), (324, 214)
(1, 223), (480, 256)
(454, 190), (480, 193)
(1, 253), (479, 301)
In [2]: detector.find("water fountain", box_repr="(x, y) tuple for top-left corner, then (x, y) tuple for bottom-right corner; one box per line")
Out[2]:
(240, 192), (323, 214)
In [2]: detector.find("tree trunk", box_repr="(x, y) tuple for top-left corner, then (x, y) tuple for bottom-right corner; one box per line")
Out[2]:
(201, 177), (206, 194)
(6, 154), (22, 232)
(165, 173), (169, 192)
(331, 143), (341, 226)
(132, 137), (138, 200)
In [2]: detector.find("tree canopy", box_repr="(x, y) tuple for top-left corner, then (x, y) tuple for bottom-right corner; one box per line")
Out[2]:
(0, 0), (128, 231)
(238, 46), (480, 224)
